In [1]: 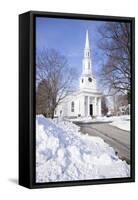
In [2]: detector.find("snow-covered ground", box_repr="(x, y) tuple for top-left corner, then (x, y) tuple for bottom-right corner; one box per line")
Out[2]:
(109, 115), (130, 131)
(69, 116), (113, 123)
(36, 115), (130, 183)
(70, 115), (130, 131)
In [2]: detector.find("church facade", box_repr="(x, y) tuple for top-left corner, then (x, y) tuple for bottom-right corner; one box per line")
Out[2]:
(55, 30), (102, 118)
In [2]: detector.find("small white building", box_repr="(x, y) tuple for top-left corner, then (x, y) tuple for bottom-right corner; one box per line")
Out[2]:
(55, 30), (102, 118)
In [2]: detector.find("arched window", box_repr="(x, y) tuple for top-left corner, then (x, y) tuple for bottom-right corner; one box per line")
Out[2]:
(71, 101), (75, 112)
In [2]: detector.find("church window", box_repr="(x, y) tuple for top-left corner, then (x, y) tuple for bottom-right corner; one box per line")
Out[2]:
(82, 78), (83, 83)
(71, 101), (75, 112)
(88, 77), (92, 82)
(60, 110), (62, 116)
(88, 61), (90, 69)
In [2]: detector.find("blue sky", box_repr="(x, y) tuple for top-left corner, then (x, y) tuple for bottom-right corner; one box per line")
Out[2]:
(36, 17), (106, 87)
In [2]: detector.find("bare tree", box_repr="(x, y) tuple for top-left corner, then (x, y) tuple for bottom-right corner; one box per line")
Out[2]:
(36, 49), (74, 118)
(98, 22), (131, 96)
(36, 80), (52, 117)
(101, 96), (108, 115)
(115, 94), (129, 112)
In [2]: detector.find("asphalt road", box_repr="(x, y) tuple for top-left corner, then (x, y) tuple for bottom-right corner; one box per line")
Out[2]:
(74, 122), (130, 162)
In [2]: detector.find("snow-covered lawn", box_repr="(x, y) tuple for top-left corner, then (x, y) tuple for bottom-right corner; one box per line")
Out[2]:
(69, 116), (112, 123)
(36, 115), (130, 183)
(109, 115), (130, 131)
(70, 115), (130, 131)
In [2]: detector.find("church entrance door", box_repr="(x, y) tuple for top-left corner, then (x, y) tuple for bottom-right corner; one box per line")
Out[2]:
(90, 104), (93, 116)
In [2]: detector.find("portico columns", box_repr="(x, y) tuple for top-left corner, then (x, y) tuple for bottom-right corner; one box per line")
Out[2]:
(87, 96), (89, 116)
(94, 97), (97, 116)
(98, 97), (102, 116)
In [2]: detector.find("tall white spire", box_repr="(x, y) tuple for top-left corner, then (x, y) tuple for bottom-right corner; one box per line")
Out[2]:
(79, 30), (96, 90)
(82, 30), (92, 75)
(85, 30), (90, 49)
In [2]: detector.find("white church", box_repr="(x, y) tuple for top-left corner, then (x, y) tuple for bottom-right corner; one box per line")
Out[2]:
(55, 30), (102, 118)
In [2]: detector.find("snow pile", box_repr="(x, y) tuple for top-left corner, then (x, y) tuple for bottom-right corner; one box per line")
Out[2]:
(69, 116), (94, 123)
(36, 115), (130, 183)
(110, 115), (130, 131)
(70, 115), (130, 131)
(69, 116), (113, 123)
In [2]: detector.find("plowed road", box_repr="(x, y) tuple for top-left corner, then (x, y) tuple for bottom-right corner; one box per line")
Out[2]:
(74, 122), (130, 162)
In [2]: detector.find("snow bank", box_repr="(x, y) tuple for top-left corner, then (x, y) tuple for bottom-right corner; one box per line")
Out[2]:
(70, 115), (130, 131)
(110, 115), (130, 131)
(36, 115), (130, 183)
(69, 116), (113, 123)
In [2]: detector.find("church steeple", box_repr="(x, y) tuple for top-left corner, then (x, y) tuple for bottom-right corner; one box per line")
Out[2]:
(80, 30), (96, 90)
(82, 30), (92, 75)
(85, 30), (90, 49)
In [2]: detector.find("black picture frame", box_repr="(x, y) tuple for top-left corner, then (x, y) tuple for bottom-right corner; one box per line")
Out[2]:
(19, 10), (135, 189)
